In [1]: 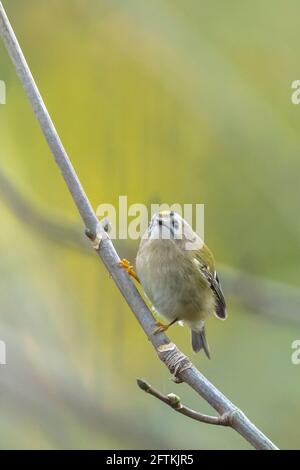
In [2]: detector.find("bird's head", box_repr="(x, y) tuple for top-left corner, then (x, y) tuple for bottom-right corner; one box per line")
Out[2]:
(145, 211), (203, 251)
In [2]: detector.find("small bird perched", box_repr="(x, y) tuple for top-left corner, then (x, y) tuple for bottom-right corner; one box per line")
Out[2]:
(119, 211), (227, 358)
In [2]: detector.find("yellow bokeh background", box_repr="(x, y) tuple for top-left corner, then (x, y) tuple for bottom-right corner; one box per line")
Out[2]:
(0, 0), (299, 449)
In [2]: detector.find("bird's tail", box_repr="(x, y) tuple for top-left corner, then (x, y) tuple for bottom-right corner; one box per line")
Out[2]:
(191, 327), (211, 359)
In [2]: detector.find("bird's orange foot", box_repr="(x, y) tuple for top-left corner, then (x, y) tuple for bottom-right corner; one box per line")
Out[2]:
(153, 318), (178, 334)
(154, 321), (170, 334)
(118, 258), (140, 283)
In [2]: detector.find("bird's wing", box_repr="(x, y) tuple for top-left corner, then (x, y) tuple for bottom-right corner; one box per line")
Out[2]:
(202, 267), (227, 319)
(194, 245), (227, 319)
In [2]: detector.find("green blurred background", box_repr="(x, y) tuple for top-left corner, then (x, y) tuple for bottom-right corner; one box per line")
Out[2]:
(0, 0), (300, 450)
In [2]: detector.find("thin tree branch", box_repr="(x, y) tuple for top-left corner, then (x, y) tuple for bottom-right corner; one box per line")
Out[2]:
(137, 379), (232, 426)
(0, 1), (278, 450)
(1, 167), (299, 327)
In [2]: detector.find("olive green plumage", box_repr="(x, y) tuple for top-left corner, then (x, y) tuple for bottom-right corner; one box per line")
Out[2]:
(136, 211), (227, 358)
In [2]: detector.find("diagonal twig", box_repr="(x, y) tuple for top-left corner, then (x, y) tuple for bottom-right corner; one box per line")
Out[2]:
(0, 1), (278, 450)
(137, 378), (233, 426)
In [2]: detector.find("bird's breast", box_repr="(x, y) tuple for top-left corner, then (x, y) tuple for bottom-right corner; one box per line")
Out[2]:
(136, 242), (214, 323)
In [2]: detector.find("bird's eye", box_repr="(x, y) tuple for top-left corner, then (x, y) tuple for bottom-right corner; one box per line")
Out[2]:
(171, 218), (179, 230)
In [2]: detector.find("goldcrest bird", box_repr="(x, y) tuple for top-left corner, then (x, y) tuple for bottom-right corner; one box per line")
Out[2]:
(119, 211), (227, 358)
